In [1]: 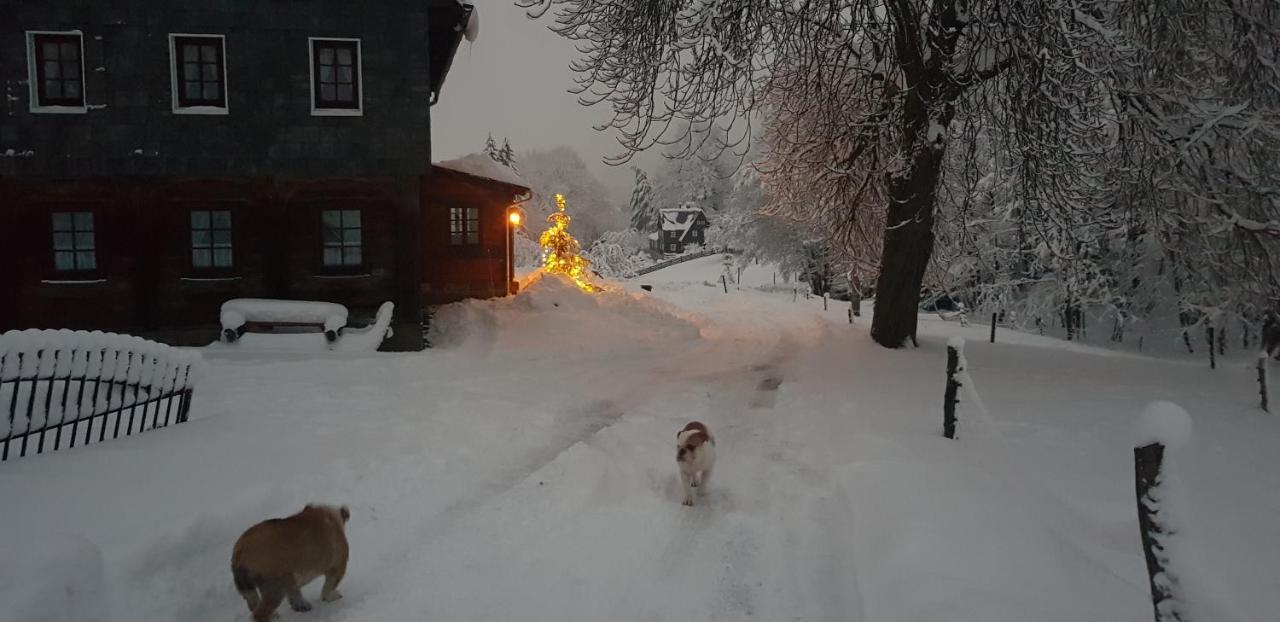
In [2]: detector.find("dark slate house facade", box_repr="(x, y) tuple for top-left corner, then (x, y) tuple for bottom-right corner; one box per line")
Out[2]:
(649, 206), (710, 254)
(0, 1), (500, 350)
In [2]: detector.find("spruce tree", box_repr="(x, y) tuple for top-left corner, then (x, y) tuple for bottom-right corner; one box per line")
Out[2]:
(628, 168), (657, 233)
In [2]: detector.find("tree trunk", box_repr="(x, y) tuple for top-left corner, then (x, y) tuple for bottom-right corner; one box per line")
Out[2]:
(871, 138), (945, 348)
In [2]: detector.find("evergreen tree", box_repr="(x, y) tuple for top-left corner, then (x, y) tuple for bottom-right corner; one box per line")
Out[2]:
(498, 138), (518, 172)
(483, 134), (500, 162)
(628, 168), (657, 233)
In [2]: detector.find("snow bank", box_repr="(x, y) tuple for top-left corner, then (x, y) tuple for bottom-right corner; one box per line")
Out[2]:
(220, 298), (348, 333)
(435, 153), (527, 188)
(0, 531), (105, 622)
(1136, 401), (1193, 449)
(429, 272), (700, 352)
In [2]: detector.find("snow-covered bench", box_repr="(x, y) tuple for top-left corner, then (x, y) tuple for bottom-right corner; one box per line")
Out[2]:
(220, 299), (348, 343)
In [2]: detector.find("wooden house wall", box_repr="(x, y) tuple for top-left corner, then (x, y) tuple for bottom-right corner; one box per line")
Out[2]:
(0, 177), (422, 349)
(420, 171), (518, 305)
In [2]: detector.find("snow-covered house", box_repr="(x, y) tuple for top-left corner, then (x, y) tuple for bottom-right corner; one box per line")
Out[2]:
(649, 206), (710, 254)
(0, 1), (512, 351)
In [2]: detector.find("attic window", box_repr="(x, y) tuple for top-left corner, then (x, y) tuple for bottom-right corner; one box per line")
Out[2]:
(310, 38), (362, 115)
(27, 32), (86, 112)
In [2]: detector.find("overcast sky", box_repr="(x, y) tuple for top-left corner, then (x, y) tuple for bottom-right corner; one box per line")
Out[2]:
(431, 0), (656, 202)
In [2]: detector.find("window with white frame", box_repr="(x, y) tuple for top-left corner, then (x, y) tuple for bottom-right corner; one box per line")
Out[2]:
(190, 210), (233, 269)
(309, 38), (361, 115)
(170, 34), (227, 113)
(27, 31), (86, 111)
(322, 209), (363, 267)
(51, 211), (97, 272)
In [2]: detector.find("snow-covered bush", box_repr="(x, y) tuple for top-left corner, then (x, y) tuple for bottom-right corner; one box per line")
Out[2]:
(584, 230), (650, 279)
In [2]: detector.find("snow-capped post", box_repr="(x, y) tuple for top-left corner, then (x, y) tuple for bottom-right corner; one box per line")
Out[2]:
(1133, 402), (1193, 622)
(1258, 351), (1269, 413)
(990, 313), (998, 343)
(943, 337), (964, 439)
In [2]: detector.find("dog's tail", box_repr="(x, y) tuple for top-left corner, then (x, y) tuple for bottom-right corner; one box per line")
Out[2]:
(232, 564), (257, 595)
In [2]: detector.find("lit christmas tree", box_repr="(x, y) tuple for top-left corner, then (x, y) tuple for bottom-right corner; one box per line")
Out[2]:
(539, 193), (595, 292)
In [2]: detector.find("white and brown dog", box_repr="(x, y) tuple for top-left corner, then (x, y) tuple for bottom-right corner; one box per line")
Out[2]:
(676, 421), (716, 506)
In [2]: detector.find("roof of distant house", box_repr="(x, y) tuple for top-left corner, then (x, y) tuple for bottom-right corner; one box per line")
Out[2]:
(434, 153), (529, 189)
(658, 206), (708, 242)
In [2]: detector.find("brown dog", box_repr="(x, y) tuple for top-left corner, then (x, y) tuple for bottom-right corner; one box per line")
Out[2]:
(676, 421), (716, 506)
(231, 504), (350, 621)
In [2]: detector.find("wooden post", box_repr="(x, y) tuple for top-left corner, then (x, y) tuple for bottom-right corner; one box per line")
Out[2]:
(1134, 441), (1188, 622)
(1259, 352), (1269, 413)
(1207, 324), (1216, 370)
(823, 293), (828, 311)
(773, 272), (777, 285)
(793, 288), (797, 302)
(943, 341), (962, 439)
(737, 266), (742, 289)
(721, 275), (728, 293)
(1217, 327), (1225, 357)
(1139, 336), (1145, 352)
(990, 312), (998, 343)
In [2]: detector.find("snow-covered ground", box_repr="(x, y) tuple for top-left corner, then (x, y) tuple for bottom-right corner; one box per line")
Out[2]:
(3, 254), (1277, 621)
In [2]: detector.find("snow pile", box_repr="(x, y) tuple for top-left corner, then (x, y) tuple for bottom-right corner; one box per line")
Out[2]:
(1136, 401), (1193, 449)
(435, 153), (527, 188)
(0, 532), (104, 622)
(429, 272), (700, 351)
(220, 298), (348, 334)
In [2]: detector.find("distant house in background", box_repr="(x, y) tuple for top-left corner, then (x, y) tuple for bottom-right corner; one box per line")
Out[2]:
(649, 206), (710, 254)
(0, 1), (526, 352)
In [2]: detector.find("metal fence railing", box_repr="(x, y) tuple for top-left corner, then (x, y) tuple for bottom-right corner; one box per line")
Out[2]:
(1, 330), (200, 461)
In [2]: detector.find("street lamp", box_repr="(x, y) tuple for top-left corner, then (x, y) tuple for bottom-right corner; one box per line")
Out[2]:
(506, 206), (523, 295)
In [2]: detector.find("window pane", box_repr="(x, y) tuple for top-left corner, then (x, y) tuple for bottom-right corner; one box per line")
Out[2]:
(190, 210), (210, 229)
(41, 41), (59, 60)
(202, 62), (218, 81)
(75, 232), (94, 250)
(201, 44), (217, 62)
(212, 230), (232, 246)
(337, 66), (352, 83)
(343, 247), (362, 265)
(320, 65), (334, 83)
(342, 228), (361, 245)
(318, 47), (334, 65)
(64, 80), (81, 99)
(320, 84), (336, 102)
(336, 48), (352, 65)
(186, 82), (202, 100)
(450, 232), (462, 245)
(52, 212), (72, 230)
(342, 210), (360, 226)
(55, 251), (75, 271)
(467, 207), (479, 220)
(44, 60), (61, 79)
(213, 248), (233, 267)
(53, 232), (74, 250)
(64, 62), (80, 79)
(323, 228), (341, 244)
(44, 80), (63, 98)
(322, 210), (342, 228)
(74, 212), (93, 229)
(61, 42), (78, 60)
(336, 84), (353, 102)
(466, 232), (479, 245)
(192, 229), (210, 246)
(184, 62), (199, 81)
(76, 251), (96, 270)
(202, 83), (220, 100)
(211, 211), (231, 228)
(323, 247), (342, 266)
(192, 248), (211, 268)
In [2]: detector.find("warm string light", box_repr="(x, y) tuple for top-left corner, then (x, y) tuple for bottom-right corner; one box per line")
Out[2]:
(539, 193), (595, 292)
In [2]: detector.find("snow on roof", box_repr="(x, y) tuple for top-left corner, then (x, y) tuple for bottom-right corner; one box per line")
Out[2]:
(434, 153), (528, 189)
(658, 207), (707, 242)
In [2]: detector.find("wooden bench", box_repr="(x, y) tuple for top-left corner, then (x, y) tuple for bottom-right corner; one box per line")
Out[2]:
(220, 299), (348, 343)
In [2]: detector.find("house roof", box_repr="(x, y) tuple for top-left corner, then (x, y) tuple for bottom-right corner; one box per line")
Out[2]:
(434, 154), (529, 190)
(658, 207), (708, 243)
(427, 2), (475, 105)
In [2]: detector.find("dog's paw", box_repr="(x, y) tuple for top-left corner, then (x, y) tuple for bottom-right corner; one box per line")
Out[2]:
(682, 497), (695, 507)
(322, 590), (343, 603)
(291, 600), (313, 613)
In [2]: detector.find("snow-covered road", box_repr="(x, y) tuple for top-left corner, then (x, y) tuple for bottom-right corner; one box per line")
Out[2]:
(3, 254), (1277, 622)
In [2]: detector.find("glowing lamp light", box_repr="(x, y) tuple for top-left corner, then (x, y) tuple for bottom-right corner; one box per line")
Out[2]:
(508, 211), (522, 226)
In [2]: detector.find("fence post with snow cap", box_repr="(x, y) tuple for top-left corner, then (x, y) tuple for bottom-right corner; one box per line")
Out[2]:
(1133, 402), (1193, 622)
(943, 337), (964, 439)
